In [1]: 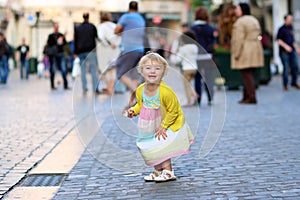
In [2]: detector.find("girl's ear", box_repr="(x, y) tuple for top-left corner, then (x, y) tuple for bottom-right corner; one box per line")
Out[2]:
(163, 66), (168, 77)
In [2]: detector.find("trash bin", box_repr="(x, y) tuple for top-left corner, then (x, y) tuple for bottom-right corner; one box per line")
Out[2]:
(29, 57), (38, 73)
(214, 51), (266, 89)
(214, 51), (243, 88)
(259, 50), (271, 85)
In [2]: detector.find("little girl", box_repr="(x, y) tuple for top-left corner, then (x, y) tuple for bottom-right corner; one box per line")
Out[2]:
(124, 52), (194, 182)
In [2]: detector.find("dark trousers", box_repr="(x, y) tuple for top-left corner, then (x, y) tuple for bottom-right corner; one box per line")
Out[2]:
(49, 55), (68, 89)
(195, 62), (214, 104)
(195, 71), (212, 103)
(240, 68), (256, 101)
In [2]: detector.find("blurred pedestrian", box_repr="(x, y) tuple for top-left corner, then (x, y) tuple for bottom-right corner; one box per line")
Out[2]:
(74, 12), (100, 94)
(231, 3), (263, 104)
(261, 30), (273, 51)
(123, 52), (194, 182)
(114, 1), (145, 93)
(156, 37), (167, 58)
(0, 32), (9, 84)
(16, 38), (30, 80)
(190, 6), (218, 105)
(170, 23), (189, 57)
(60, 34), (73, 73)
(276, 14), (300, 91)
(42, 55), (50, 78)
(45, 22), (69, 90)
(97, 11), (121, 95)
(171, 31), (198, 107)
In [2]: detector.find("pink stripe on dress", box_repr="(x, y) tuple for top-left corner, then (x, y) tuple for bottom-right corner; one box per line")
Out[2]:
(138, 107), (161, 120)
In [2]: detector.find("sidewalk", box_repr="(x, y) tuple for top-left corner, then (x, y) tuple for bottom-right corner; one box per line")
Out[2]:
(53, 71), (300, 199)
(0, 70), (76, 199)
(2, 68), (300, 199)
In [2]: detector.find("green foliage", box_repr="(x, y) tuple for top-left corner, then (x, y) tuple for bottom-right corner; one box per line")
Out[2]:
(214, 44), (231, 53)
(191, 0), (213, 10)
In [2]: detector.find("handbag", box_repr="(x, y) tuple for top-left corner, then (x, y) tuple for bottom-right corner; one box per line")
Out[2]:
(44, 45), (58, 56)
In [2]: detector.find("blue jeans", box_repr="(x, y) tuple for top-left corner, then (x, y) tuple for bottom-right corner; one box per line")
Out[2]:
(49, 54), (68, 88)
(20, 59), (29, 79)
(78, 51), (99, 92)
(0, 55), (9, 84)
(280, 50), (299, 87)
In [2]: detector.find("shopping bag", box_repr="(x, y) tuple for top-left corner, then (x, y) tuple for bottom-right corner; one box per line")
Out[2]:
(72, 57), (81, 78)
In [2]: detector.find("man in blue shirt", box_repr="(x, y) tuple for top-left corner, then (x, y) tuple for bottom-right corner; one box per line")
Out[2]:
(114, 1), (145, 93)
(277, 14), (300, 91)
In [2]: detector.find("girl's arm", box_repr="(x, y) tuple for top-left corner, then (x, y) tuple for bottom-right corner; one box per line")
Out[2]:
(129, 88), (142, 116)
(161, 89), (180, 129)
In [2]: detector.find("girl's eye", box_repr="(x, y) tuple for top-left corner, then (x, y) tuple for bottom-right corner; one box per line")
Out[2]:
(156, 67), (161, 70)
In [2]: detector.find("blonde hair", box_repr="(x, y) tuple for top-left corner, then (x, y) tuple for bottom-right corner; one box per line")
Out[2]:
(137, 52), (169, 77)
(101, 12), (112, 22)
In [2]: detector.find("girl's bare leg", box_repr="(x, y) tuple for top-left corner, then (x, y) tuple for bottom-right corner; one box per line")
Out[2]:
(154, 163), (163, 172)
(161, 159), (172, 171)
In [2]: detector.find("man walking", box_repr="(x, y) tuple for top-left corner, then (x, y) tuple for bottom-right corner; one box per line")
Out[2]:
(114, 1), (145, 92)
(0, 32), (9, 84)
(277, 14), (300, 91)
(45, 22), (69, 90)
(16, 38), (30, 80)
(74, 12), (100, 94)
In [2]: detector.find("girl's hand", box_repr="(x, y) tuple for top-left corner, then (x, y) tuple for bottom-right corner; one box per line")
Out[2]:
(128, 109), (135, 118)
(122, 109), (135, 118)
(156, 127), (167, 141)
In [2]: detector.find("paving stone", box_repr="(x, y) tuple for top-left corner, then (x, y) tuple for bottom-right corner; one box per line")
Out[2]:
(2, 70), (300, 199)
(0, 71), (74, 197)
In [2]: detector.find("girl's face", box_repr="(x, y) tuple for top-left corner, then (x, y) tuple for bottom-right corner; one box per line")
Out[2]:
(141, 60), (165, 84)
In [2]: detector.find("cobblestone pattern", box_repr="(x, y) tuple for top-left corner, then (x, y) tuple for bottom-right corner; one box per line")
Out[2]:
(0, 72), (74, 199)
(54, 75), (300, 199)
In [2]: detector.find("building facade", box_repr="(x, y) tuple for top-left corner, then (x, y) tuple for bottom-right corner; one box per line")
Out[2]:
(1, 0), (299, 71)
(1, 0), (187, 61)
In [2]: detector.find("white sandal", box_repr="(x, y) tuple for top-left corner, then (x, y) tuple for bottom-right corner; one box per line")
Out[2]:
(144, 170), (162, 182)
(154, 170), (176, 182)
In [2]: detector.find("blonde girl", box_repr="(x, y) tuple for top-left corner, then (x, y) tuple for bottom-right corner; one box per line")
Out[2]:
(124, 52), (194, 182)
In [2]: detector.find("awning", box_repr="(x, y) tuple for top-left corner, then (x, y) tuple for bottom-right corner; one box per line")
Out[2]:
(145, 13), (181, 21)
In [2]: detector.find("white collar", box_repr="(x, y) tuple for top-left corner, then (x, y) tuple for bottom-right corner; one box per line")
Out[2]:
(193, 20), (207, 25)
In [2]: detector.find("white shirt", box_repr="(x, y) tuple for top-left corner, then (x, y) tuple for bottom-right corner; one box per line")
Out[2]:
(97, 21), (120, 46)
(96, 21), (121, 72)
(171, 44), (198, 71)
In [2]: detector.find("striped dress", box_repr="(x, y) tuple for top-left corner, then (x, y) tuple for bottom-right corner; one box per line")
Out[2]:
(136, 88), (194, 166)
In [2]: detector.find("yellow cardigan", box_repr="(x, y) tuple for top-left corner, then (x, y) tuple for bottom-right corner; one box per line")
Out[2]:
(130, 81), (185, 132)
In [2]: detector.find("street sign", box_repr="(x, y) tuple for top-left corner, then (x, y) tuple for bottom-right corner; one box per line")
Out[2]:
(27, 14), (36, 25)
(152, 15), (162, 25)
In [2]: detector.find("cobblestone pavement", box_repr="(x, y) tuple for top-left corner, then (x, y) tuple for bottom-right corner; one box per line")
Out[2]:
(2, 68), (300, 200)
(0, 71), (75, 199)
(52, 71), (300, 199)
